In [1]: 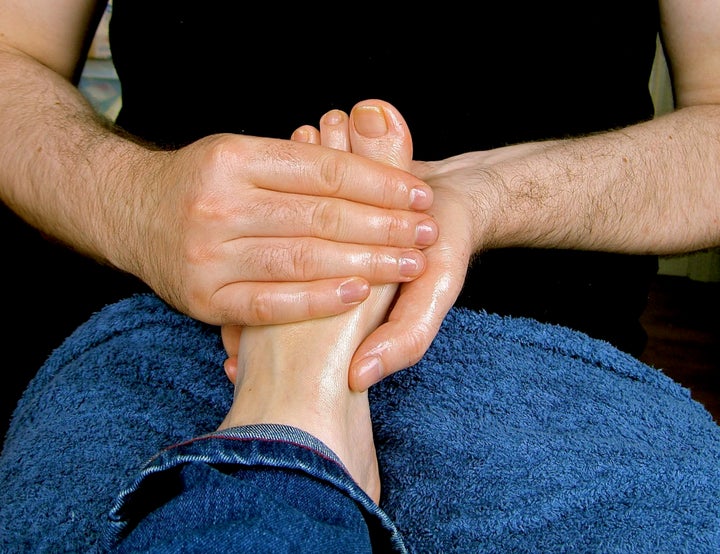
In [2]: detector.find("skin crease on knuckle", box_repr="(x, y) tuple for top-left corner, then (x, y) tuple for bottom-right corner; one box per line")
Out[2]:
(243, 239), (327, 283)
(245, 287), (279, 325)
(315, 152), (351, 198)
(309, 198), (417, 247)
(383, 212), (413, 248)
(248, 285), (321, 325)
(246, 195), (309, 236)
(308, 198), (350, 243)
(285, 240), (322, 282)
(314, 144), (415, 208)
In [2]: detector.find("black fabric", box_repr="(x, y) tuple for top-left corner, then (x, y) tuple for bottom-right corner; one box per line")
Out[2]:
(2, 1), (660, 436)
(1, 204), (149, 440)
(109, 2), (660, 153)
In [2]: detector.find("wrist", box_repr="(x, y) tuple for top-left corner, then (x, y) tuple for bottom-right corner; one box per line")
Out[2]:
(90, 135), (170, 277)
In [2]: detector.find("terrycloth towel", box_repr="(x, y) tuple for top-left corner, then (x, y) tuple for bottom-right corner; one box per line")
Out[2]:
(1, 293), (719, 553)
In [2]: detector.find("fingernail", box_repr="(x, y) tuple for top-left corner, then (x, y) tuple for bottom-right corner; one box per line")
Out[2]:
(415, 219), (438, 246)
(353, 106), (387, 138)
(399, 251), (425, 277)
(353, 356), (383, 390)
(409, 186), (432, 210)
(338, 278), (370, 305)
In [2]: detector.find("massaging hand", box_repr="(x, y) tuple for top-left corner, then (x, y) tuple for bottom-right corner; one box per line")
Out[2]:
(347, 155), (477, 390)
(348, 144), (548, 391)
(130, 133), (437, 327)
(0, 3), (433, 345)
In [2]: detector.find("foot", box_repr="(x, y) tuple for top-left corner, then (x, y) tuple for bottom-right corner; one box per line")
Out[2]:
(219, 100), (413, 503)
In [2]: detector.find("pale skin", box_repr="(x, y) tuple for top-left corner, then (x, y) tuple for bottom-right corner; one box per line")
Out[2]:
(219, 100), (412, 502)
(2, 1), (720, 392)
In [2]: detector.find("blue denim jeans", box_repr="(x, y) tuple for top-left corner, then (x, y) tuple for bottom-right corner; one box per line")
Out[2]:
(103, 424), (406, 553)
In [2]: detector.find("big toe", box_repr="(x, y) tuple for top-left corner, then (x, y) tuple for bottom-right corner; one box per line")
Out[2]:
(349, 100), (412, 170)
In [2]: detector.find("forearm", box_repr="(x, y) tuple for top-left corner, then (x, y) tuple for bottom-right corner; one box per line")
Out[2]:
(477, 106), (720, 255)
(0, 46), (154, 269)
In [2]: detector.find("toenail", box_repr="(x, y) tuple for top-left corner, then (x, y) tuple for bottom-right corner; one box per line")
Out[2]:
(353, 106), (388, 137)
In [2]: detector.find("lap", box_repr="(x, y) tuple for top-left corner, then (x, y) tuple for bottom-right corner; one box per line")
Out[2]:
(1, 295), (718, 553)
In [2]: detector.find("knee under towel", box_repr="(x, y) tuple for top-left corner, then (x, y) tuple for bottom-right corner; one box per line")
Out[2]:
(1, 294), (718, 553)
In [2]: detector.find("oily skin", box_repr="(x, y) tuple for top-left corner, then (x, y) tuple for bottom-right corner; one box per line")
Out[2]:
(219, 100), (414, 502)
(2, 0), (720, 395)
(0, 0), (437, 338)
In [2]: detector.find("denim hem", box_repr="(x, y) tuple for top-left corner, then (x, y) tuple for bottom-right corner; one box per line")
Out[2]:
(102, 423), (406, 552)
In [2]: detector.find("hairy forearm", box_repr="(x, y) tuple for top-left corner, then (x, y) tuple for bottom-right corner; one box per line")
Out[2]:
(476, 106), (720, 255)
(0, 46), (155, 269)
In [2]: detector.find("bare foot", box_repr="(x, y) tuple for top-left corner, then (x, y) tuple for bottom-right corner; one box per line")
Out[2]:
(219, 100), (413, 503)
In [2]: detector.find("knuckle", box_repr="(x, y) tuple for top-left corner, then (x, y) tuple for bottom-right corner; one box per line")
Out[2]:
(378, 173), (398, 206)
(257, 196), (300, 228)
(265, 139), (303, 167)
(194, 135), (236, 186)
(286, 240), (318, 281)
(251, 240), (318, 281)
(310, 200), (345, 240)
(247, 289), (275, 324)
(317, 154), (347, 197)
(185, 136), (251, 222)
(297, 292), (318, 320)
(258, 245), (285, 278)
(385, 214), (412, 246)
(402, 324), (435, 367)
(370, 249), (393, 273)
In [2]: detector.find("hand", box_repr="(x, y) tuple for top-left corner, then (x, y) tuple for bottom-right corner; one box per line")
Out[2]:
(348, 154), (481, 390)
(117, 132), (437, 328)
(219, 127), (543, 389)
(348, 144), (543, 390)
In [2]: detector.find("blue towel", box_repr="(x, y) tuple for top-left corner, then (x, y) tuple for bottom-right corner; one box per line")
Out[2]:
(1, 293), (719, 553)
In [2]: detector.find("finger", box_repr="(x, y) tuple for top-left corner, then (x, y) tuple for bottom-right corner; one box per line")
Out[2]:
(242, 135), (433, 211)
(348, 274), (451, 392)
(217, 192), (438, 248)
(210, 277), (374, 326)
(206, 237), (428, 284)
(348, 261), (464, 391)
